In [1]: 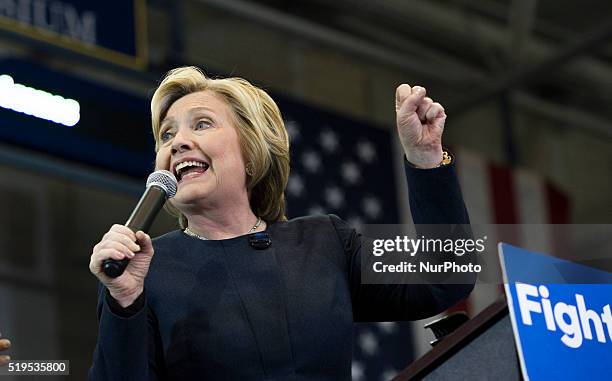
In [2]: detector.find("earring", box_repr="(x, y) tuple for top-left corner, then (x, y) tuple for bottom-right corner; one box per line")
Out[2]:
(245, 162), (254, 176)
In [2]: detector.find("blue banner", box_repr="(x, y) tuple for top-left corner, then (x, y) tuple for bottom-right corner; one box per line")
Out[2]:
(0, 0), (147, 69)
(499, 243), (612, 381)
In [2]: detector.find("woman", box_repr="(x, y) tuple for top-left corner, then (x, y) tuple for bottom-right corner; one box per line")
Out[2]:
(89, 66), (472, 380)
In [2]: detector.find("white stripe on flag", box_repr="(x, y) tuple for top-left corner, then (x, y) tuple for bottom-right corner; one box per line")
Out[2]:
(456, 148), (494, 225)
(456, 149), (503, 316)
(514, 168), (553, 253)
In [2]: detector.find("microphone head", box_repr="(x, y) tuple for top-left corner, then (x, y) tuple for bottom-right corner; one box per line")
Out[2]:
(146, 170), (177, 198)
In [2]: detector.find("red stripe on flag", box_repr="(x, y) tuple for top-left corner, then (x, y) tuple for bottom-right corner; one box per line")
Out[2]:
(546, 183), (571, 259)
(489, 164), (519, 224)
(546, 184), (570, 224)
(488, 164), (521, 305)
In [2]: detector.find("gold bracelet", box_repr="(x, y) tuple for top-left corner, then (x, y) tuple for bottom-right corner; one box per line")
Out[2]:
(405, 150), (452, 168)
(439, 150), (452, 167)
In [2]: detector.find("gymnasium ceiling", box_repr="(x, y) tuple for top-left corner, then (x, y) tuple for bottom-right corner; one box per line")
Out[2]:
(236, 0), (612, 138)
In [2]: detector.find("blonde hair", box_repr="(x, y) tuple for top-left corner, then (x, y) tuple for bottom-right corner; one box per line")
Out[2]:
(150, 66), (290, 227)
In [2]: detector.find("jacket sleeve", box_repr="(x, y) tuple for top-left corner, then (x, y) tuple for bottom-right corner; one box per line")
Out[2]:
(334, 160), (475, 322)
(88, 283), (166, 381)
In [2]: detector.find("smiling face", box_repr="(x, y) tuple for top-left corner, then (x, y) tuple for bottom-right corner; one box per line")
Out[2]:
(155, 90), (248, 212)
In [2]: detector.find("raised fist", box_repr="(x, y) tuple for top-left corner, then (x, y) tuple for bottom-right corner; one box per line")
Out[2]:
(395, 84), (446, 169)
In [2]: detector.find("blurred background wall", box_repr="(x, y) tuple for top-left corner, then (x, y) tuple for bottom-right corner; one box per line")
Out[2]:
(0, 0), (611, 380)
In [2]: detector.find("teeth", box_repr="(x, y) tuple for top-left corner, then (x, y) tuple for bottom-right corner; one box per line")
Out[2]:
(175, 160), (208, 175)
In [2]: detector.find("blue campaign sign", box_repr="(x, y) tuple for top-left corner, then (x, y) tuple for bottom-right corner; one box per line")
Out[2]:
(499, 243), (612, 381)
(0, 0), (147, 69)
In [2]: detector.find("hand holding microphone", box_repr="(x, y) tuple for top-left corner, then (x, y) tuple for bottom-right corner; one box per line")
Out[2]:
(89, 170), (176, 307)
(0, 332), (10, 367)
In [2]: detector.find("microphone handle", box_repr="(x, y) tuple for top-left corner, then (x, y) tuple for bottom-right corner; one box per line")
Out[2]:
(102, 186), (167, 278)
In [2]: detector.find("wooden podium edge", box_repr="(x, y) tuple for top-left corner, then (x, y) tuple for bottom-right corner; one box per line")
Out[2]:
(392, 298), (509, 381)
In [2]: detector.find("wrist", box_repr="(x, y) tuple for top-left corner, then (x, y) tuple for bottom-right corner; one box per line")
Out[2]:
(110, 287), (143, 308)
(405, 149), (451, 169)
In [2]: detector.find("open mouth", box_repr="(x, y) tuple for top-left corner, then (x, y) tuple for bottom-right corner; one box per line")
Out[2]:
(174, 160), (210, 182)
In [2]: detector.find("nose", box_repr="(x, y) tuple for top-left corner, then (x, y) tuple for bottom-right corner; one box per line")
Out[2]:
(171, 128), (194, 155)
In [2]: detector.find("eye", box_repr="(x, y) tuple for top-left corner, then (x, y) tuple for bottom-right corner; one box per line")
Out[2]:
(194, 120), (212, 131)
(160, 129), (174, 143)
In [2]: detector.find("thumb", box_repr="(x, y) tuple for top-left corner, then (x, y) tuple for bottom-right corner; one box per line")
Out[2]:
(135, 231), (153, 256)
(395, 84), (412, 112)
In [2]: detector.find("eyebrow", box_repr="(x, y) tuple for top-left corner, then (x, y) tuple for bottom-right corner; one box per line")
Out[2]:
(159, 117), (175, 131)
(189, 106), (216, 115)
(160, 106), (216, 129)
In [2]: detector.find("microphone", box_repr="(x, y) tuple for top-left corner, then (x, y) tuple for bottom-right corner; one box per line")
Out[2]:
(102, 170), (177, 278)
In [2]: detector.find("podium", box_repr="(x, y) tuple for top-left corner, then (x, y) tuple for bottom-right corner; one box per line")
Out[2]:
(393, 299), (521, 380)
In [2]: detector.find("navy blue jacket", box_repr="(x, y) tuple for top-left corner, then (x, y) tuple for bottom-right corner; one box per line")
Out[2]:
(89, 162), (473, 381)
